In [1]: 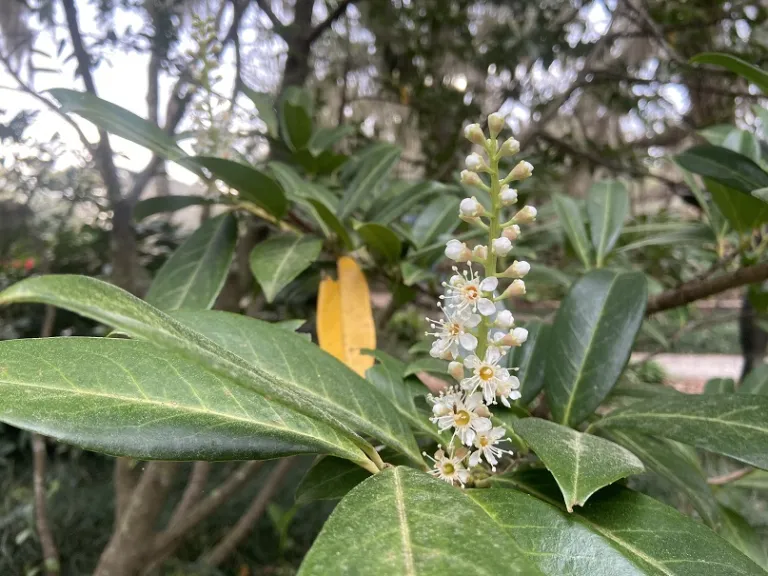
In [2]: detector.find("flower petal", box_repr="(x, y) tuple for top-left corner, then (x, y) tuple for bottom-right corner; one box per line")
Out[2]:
(459, 332), (478, 351)
(480, 276), (498, 292)
(477, 298), (497, 316)
(465, 313), (482, 328)
(486, 345), (501, 364)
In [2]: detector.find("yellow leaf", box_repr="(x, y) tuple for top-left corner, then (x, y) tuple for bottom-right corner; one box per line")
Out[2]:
(317, 257), (377, 377)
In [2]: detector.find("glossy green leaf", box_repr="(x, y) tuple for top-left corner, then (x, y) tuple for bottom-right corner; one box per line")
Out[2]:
(404, 357), (449, 378)
(306, 199), (353, 249)
(594, 394), (768, 470)
(370, 181), (448, 224)
(512, 418), (643, 511)
(546, 270), (647, 427)
(189, 156), (288, 219)
(0, 338), (367, 463)
(0, 276), (421, 465)
(275, 319), (306, 332)
(268, 162), (337, 209)
(355, 222), (402, 263)
(400, 262), (434, 286)
(410, 196), (460, 248)
(145, 213), (237, 311)
(587, 180), (629, 266)
(249, 234), (323, 303)
(241, 85), (279, 139)
(48, 88), (188, 162)
(299, 467), (545, 576)
(604, 429), (720, 528)
(617, 223), (715, 252)
(494, 469), (763, 576)
(706, 178), (768, 233)
(705, 378), (736, 394)
(339, 145), (401, 219)
(280, 90), (313, 150)
(722, 130), (762, 163)
(526, 264), (572, 288)
(295, 456), (372, 504)
(308, 125), (355, 155)
(133, 195), (216, 222)
(739, 365), (768, 395)
(553, 194), (592, 268)
(675, 146), (768, 197)
(507, 320), (550, 405)
(719, 506), (768, 570)
(691, 53), (768, 94)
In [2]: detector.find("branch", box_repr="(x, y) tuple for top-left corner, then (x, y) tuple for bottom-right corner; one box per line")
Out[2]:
(201, 458), (295, 566)
(167, 462), (211, 529)
(708, 467), (753, 485)
(646, 261), (768, 315)
(307, 0), (357, 45)
(253, 0), (284, 32)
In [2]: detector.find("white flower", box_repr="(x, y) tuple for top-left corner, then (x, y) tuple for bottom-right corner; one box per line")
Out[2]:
(461, 347), (511, 405)
(460, 170), (482, 186)
(495, 375), (522, 407)
(501, 279), (526, 298)
(502, 225), (521, 241)
(441, 266), (498, 316)
(500, 186), (518, 206)
(514, 205), (537, 223)
(488, 112), (505, 136)
(495, 310), (514, 329)
(504, 260), (530, 278)
(448, 361), (465, 381)
(426, 305), (480, 358)
(432, 392), (492, 446)
(509, 160), (533, 180)
(426, 387), (463, 418)
(469, 427), (514, 471)
(464, 123), (485, 145)
(459, 197), (482, 217)
(492, 237), (512, 257)
(425, 447), (471, 487)
(445, 239), (471, 262)
(501, 327), (528, 347)
(465, 152), (485, 171)
(472, 245), (487, 261)
(499, 137), (520, 157)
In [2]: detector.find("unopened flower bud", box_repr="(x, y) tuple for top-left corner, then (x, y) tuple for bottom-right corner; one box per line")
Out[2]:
(502, 279), (526, 298)
(459, 196), (483, 217)
(500, 185), (518, 206)
(492, 236), (512, 257)
(448, 361), (464, 381)
(513, 205), (537, 223)
(472, 244), (488, 261)
(465, 152), (486, 171)
(502, 225), (521, 241)
(445, 239), (471, 262)
(508, 160), (534, 181)
(488, 112), (505, 137)
(502, 327), (529, 347)
(475, 404), (491, 418)
(455, 445), (470, 459)
(500, 137), (520, 157)
(496, 309), (514, 329)
(464, 123), (485, 145)
(505, 260), (530, 278)
(460, 170), (483, 187)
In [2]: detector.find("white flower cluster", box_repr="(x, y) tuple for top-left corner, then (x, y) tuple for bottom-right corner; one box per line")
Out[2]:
(424, 112), (537, 487)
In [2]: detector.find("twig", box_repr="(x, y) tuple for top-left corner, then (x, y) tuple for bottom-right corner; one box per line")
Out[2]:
(307, 0), (358, 44)
(167, 462), (211, 529)
(646, 261), (768, 315)
(200, 458), (295, 567)
(707, 467), (753, 485)
(32, 435), (60, 576)
(253, 0), (285, 31)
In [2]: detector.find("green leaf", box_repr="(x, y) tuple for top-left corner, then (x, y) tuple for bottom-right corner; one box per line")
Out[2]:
(675, 146), (768, 197)
(594, 394), (768, 470)
(525, 264), (572, 288)
(400, 262), (434, 286)
(719, 506), (768, 570)
(722, 130), (762, 163)
(706, 178), (768, 233)
(355, 222), (402, 263)
(48, 88), (188, 162)
(507, 320), (550, 405)
(691, 52), (768, 94)
(145, 213), (237, 311)
(617, 223), (715, 252)
(495, 469), (763, 576)
(0, 338), (367, 463)
(705, 378), (736, 394)
(295, 456), (372, 504)
(553, 194), (592, 269)
(299, 467), (545, 576)
(189, 157), (288, 219)
(275, 319), (306, 332)
(726, 470), (768, 491)
(545, 270), (647, 427)
(280, 90), (313, 150)
(339, 145), (401, 219)
(241, 85), (279, 139)
(410, 196), (460, 248)
(268, 161), (337, 209)
(604, 429), (721, 528)
(511, 418), (643, 511)
(587, 180), (629, 266)
(133, 195), (216, 222)
(370, 181), (448, 225)
(306, 199), (353, 250)
(249, 234), (323, 303)
(739, 365), (768, 395)
(308, 125), (355, 155)
(404, 357), (449, 378)
(0, 276), (422, 465)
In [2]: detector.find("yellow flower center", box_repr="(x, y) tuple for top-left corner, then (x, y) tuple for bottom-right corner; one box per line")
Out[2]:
(464, 285), (479, 300)
(454, 410), (471, 426)
(479, 366), (494, 381)
(442, 462), (455, 475)
(479, 436), (489, 447)
(449, 323), (461, 336)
